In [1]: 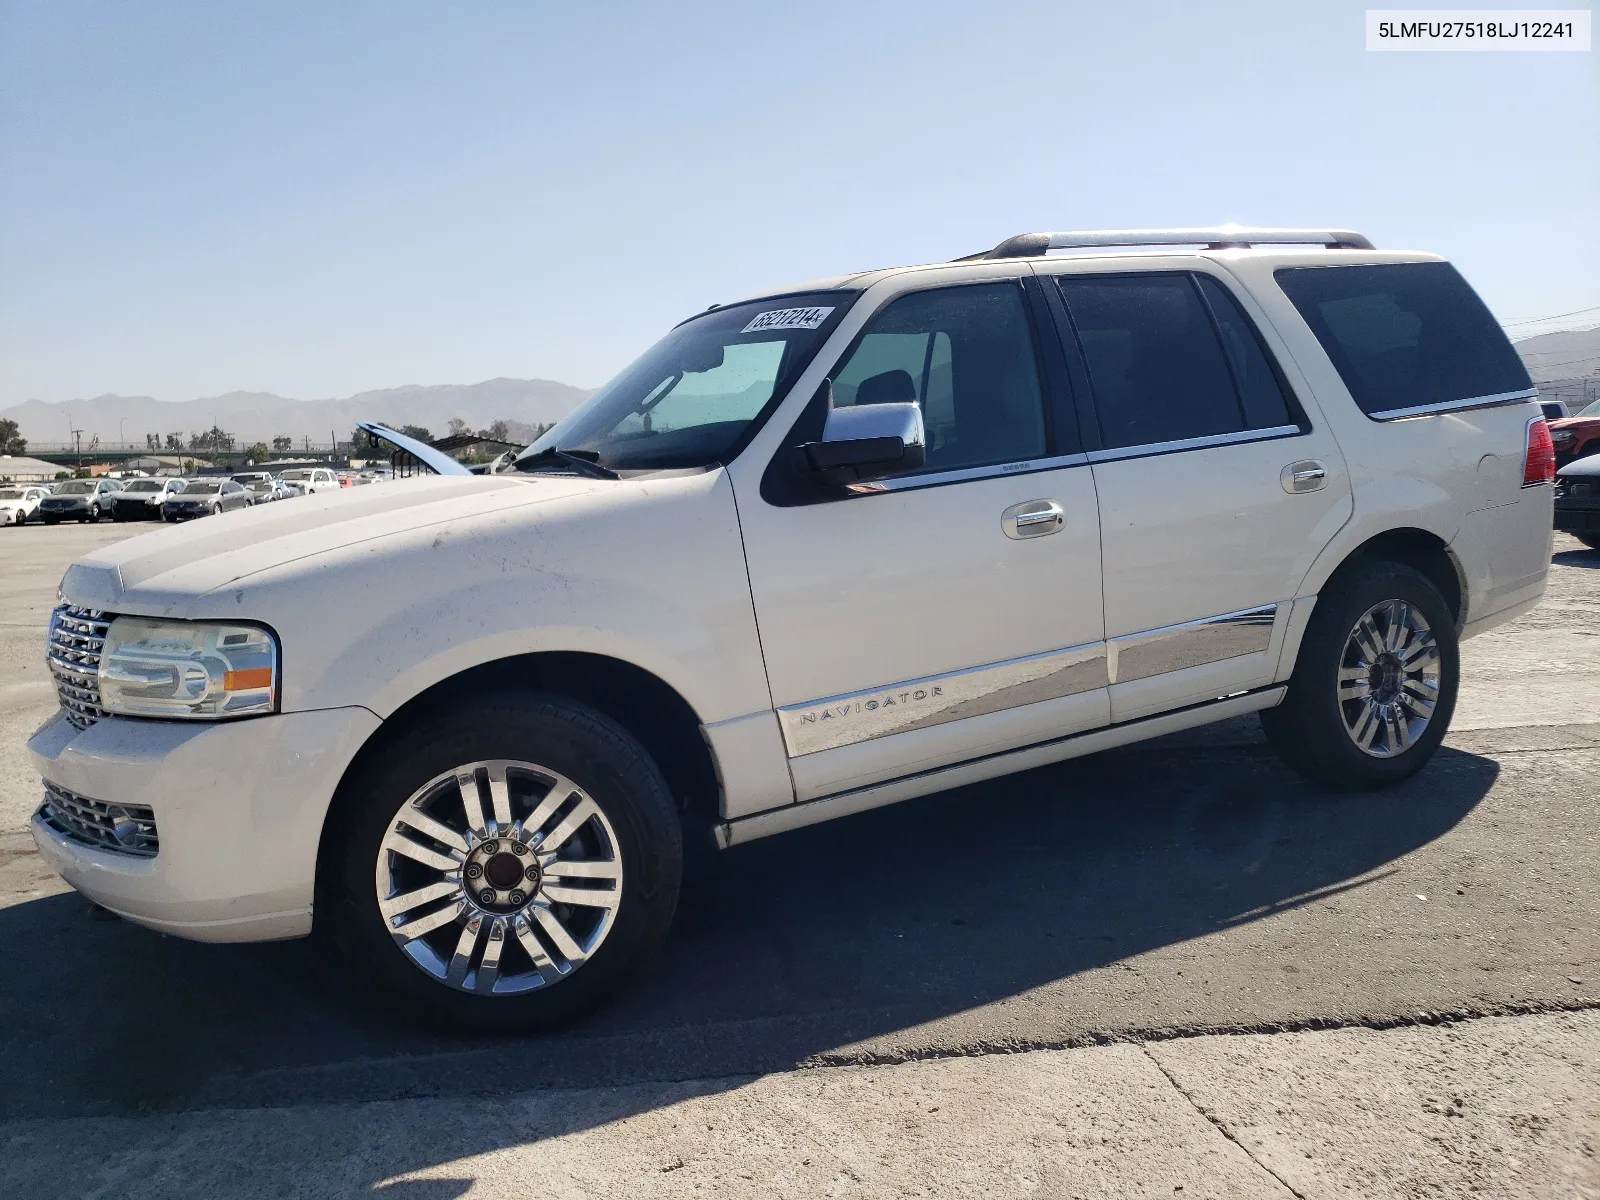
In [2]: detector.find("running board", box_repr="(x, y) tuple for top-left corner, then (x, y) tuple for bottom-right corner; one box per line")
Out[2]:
(713, 687), (1285, 848)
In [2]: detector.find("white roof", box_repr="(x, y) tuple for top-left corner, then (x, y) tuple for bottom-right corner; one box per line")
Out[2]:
(0, 456), (67, 480)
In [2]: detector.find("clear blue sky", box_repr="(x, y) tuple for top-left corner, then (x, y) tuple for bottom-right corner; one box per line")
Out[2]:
(1, 0), (1595, 405)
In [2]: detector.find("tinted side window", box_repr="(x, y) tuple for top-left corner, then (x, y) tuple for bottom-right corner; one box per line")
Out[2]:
(1056, 274), (1242, 449)
(1194, 275), (1293, 430)
(831, 283), (1047, 473)
(1275, 261), (1531, 417)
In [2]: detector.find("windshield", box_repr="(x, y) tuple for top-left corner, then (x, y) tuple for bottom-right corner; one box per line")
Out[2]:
(0, 488), (25, 500)
(1577, 398), (1600, 418)
(123, 480), (162, 492)
(517, 291), (854, 472)
(279, 469), (312, 480)
(182, 481), (221, 494)
(55, 481), (94, 495)
(232, 475), (266, 484)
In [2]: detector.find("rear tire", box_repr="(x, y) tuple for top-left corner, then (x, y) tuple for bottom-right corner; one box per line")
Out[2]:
(326, 692), (682, 1030)
(1578, 534), (1600, 551)
(1261, 560), (1458, 790)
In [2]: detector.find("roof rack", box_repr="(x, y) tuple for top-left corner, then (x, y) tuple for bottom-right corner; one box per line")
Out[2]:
(957, 226), (1375, 261)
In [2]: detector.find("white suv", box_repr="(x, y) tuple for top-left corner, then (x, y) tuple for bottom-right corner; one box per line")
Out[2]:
(31, 228), (1554, 1028)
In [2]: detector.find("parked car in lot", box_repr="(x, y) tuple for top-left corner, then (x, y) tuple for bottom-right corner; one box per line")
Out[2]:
(160, 478), (253, 520)
(231, 472), (283, 503)
(276, 466), (338, 495)
(1539, 400), (1569, 422)
(1553, 454), (1600, 549)
(32, 227), (1553, 1030)
(1549, 397), (1600, 465)
(37, 478), (120, 524)
(0, 485), (49, 525)
(110, 477), (187, 521)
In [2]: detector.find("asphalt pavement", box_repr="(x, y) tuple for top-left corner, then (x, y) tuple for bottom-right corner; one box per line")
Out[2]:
(0, 518), (1596, 1196)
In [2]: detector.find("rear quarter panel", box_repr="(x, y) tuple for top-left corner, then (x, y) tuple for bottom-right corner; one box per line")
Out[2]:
(1222, 252), (1549, 628)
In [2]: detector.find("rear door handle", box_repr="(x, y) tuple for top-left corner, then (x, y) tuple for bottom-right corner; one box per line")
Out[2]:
(1281, 460), (1328, 493)
(1002, 499), (1065, 539)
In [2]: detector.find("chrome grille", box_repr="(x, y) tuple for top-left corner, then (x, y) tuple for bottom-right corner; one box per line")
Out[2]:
(38, 781), (158, 857)
(47, 604), (112, 729)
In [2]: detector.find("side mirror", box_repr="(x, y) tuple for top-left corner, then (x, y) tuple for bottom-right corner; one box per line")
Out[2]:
(794, 398), (926, 486)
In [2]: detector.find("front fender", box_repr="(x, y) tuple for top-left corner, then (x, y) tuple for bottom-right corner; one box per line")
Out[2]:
(183, 470), (774, 727)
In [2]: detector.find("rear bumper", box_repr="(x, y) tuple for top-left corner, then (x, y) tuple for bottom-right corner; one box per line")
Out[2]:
(27, 705), (381, 943)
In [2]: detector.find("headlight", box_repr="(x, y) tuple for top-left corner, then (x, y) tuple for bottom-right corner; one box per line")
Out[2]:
(99, 617), (279, 720)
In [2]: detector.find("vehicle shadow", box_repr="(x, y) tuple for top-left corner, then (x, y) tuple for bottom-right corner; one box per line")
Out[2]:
(0, 735), (1500, 1193)
(1552, 546), (1600, 568)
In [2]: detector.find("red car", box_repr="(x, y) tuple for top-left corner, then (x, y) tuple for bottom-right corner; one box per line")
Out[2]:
(1550, 397), (1600, 465)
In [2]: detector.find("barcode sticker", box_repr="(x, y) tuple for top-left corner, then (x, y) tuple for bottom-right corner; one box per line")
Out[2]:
(741, 306), (835, 333)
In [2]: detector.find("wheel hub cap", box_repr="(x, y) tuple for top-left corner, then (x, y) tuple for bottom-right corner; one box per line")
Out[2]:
(374, 759), (625, 995)
(1338, 599), (1443, 759)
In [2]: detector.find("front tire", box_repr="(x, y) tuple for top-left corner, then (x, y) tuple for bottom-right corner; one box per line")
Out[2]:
(327, 692), (682, 1029)
(1262, 560), (1459, 789)
(86, 503), (99, 523)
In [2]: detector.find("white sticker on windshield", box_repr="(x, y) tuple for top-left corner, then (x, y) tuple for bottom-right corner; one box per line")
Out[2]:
(741, 306), (835, 334)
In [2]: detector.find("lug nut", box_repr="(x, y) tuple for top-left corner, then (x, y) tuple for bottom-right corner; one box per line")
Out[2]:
(465, 862), (483, 879)
(507, 890), (526, 906)
(525, 864), (540, 881)
(480, 839), (499, 855)
(478, 889), (496, 906)
(511, 841), (528, 856)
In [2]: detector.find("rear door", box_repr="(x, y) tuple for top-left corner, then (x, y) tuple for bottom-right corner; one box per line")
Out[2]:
(1038, 262), (1353, 722)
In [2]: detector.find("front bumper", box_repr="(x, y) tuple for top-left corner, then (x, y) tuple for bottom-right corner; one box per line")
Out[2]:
(112, 500), (164, 519)
(28, 705), (381, 942)
(1554, 501), (1600, 534)
(39, 503), (90, 518)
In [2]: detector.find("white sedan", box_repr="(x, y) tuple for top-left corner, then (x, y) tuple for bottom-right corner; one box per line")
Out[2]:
(0, 485), (48, 525)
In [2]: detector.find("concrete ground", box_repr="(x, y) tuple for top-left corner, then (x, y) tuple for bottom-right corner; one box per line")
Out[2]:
(0, 519), (1596, 1197)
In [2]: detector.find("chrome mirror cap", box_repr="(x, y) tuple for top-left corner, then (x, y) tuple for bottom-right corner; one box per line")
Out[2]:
(821, 401), (926, 452)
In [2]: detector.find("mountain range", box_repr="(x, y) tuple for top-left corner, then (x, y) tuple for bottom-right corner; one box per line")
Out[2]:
(4, 325), (1594, 450)
(1513, 326), (1600, 387)
(1, 378), (593, 449)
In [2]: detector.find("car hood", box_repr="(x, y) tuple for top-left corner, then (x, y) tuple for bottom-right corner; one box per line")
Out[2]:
(1557, 454), (1600, 478)
(61, 473), (605, 613)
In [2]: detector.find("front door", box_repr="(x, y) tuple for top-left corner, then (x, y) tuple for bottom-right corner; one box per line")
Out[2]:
(731, 279), (1108, 800)
(1038, 264), (1353, 721)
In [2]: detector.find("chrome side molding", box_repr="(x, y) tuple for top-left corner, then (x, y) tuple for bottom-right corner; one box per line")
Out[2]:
(1108, 605), (1278, 685)
(776, 641), (1108, 757)
(721, 687), (1289, 847)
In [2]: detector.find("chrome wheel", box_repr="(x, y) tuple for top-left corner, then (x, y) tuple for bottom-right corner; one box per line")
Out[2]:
(1338, 599), (1441, 758)
(374, 759), (624, 995)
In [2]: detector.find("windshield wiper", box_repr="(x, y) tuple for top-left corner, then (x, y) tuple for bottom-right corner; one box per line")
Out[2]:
(518, 446), (620, 480)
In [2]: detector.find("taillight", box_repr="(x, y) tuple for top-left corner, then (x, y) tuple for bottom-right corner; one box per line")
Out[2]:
(1523, 417), (1555, 487)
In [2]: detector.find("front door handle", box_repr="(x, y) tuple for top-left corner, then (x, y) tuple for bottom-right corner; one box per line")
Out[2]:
(1281, 460), (1328, 493)
(1002, 499), (1065, 539)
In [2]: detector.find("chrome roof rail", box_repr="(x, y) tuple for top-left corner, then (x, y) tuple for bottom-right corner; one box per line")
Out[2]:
(958, 226), (1375, 260)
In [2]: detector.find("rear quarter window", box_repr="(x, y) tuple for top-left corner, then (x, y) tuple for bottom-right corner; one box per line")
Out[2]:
(1275, 261), (1530, 419)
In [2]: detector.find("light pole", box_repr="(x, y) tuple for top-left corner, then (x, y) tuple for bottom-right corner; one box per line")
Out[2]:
(119, 418), (127, 449)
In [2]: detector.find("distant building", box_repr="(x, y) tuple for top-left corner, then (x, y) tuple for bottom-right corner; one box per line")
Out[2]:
(0, 455), (69, 482)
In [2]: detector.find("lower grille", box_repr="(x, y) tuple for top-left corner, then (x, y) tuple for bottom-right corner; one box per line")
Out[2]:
(48, 605), (112, 729)
(38, 781), (159, 857)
